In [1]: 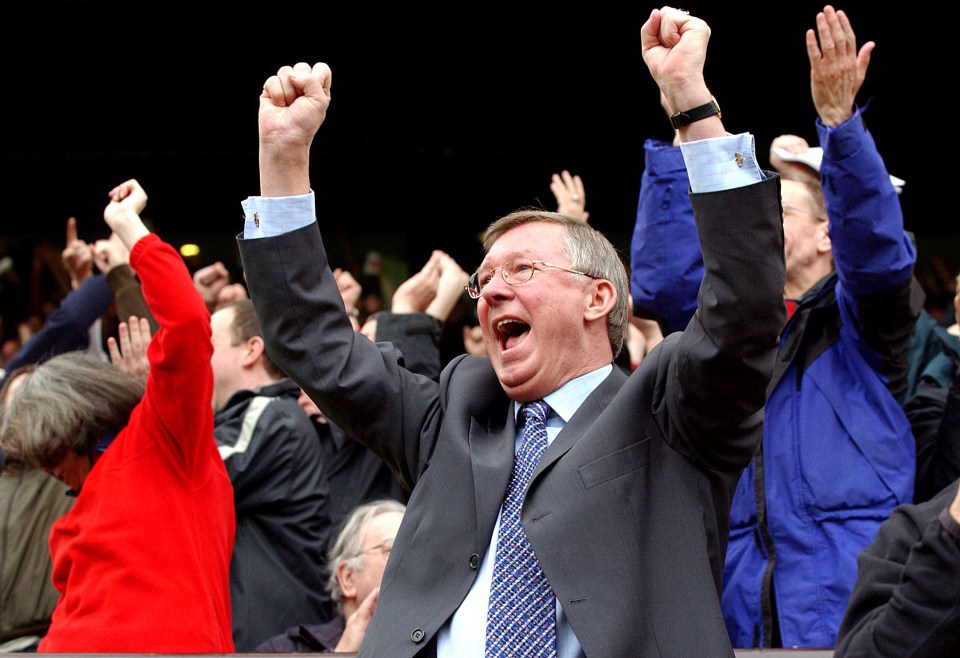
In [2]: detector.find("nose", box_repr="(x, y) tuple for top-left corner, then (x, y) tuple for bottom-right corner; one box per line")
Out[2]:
(480, 269), (513, 302)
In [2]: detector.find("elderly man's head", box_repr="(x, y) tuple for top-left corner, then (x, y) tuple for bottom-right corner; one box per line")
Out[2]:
(327, 499), (406, 618)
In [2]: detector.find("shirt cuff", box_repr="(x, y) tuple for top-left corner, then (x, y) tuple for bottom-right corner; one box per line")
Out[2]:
(241, 191), (317, 239)
(680, 133), (763, 193)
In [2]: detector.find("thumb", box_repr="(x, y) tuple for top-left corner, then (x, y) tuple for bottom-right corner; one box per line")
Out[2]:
(857, 41), (875, 82)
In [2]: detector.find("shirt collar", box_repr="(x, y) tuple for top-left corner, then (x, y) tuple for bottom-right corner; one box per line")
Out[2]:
(513, 363), (613, 425)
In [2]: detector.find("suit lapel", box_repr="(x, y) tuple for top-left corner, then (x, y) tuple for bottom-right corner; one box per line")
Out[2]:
(470, 403), (517, 544)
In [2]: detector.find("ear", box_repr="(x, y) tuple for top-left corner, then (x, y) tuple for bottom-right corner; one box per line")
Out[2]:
(583, 279), (617, 322)
(242, 336), (265, 368)
(337, 561), (358, 600)
(816, 223), (832, 256)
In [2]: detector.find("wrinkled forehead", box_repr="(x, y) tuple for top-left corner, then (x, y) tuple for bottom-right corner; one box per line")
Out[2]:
(482, 222), (566, 267)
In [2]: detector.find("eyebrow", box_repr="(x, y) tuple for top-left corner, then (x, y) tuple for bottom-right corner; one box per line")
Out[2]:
(479, 251), (540, 269)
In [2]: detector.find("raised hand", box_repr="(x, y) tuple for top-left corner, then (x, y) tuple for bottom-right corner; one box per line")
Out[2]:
(640, 7), (711, 114)
(108, 315), (153, 383)
(425, 251), (469, 323)
(258, 62), (332, 197)
(103, 179), (150, 249)
(551, 170), (590, 222)
(768, 134), (820, 184)
(334, 268), (363, 317)
(806, 5), (874, 127)
(93, 232), (132, 275)
(193, 261), (232, 311)
(61, 216), (94, 289)
(391, 251), (442, 314)
(334, 586), (380, 653)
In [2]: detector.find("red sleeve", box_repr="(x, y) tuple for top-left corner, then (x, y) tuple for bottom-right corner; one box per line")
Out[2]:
(129, 234), (214, 472)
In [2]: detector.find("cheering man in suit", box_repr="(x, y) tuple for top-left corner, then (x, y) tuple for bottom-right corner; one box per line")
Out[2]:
(237, 6), (786, 656)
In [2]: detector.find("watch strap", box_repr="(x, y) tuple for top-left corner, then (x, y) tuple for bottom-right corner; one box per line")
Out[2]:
(670, 97), (721, 130)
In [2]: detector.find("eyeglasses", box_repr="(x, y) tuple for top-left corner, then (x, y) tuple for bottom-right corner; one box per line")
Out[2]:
(465, 257), (596, 299)
(354, 536), (395, 559)
(782, 203), (827, 222)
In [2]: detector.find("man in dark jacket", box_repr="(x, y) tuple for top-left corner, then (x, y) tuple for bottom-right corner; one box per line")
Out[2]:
(835, 477), (960, 656)
(211, 299), (334, 650)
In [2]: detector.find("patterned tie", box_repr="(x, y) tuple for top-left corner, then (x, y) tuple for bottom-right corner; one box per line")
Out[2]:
(485, 400), (557, 658)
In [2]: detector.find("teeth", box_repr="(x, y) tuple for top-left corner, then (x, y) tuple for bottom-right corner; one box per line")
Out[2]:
(496, 319), (521, 334)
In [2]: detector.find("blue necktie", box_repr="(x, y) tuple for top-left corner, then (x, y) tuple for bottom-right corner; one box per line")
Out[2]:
(485, 400), (557, 658)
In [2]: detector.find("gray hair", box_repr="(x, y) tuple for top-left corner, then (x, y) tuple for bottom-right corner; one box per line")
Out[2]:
(482, 210), (630, 358)
(326, 498), (406, 608)
(0, 352), (144, 468)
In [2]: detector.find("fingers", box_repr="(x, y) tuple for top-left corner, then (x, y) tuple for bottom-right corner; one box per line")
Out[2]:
(216, 283), (249, 306)
(805, 27), (821, 65)
(66, 216), (78, 245)
(816, 6), (852, 59)
(277, 65), (299, 106)
(195, 261), (228, 286)
(107, 335), (123, 367)
(311, 62), (333, 98)
(138, 316), (153, 342)
(93, 237), (126, 273)
(117, 320), (133, 362)
(551, 171), (585, 200)
(640, 7), (663, 54)
(815, 9), (834, 52)
(108, 180), (133, 202)
(358, 586), (380, 616)
(826, 6), (850, 58)
(126, 316), (146, 357)
(269, 62), (318, 107)
(119, 316), (151, 357)
(106, 180), (147, 212)
(422, 250), (444, 274)
(770, 134), (810, 155)
(835, 7), (856, 51)
(262, 75), (286, 106)
(109, 317), (151, 380)
(568, 171), (586, 204)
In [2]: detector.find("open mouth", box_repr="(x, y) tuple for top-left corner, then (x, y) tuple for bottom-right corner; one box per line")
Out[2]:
(496, 318), (530, 351)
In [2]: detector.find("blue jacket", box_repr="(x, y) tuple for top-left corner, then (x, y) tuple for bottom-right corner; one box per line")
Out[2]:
(631, 108), (922, 648)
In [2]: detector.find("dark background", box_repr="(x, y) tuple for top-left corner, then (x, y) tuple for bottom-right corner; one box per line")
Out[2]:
(1, 0), (956, 315)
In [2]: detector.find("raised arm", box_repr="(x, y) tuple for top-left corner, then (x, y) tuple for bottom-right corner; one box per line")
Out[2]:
(104, 179), (214, 470)
(642, 7), (725, 143)
(807, 6), (921, 401)
(258, 62), (332, 196)
(640, 6), (785, 469)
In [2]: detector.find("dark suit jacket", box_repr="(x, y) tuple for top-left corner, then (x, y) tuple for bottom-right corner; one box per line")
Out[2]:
(238, 175), (785, 658)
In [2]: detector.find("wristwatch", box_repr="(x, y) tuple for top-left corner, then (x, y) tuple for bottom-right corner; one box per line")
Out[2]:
(669, 97), (721, 130)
